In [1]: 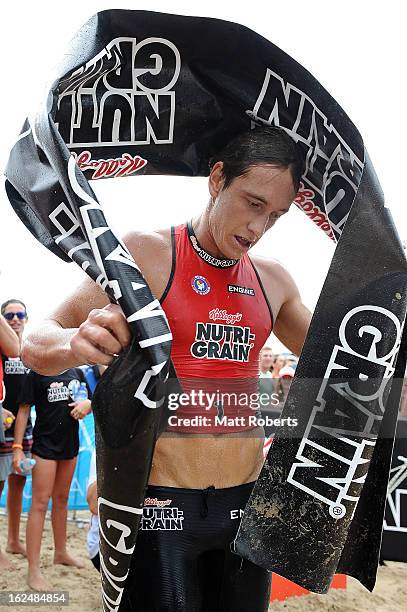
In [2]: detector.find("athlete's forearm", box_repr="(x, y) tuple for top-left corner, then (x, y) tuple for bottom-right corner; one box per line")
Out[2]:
(0, 315), (20, 357)
(12, 404), (30, 446)
(87, 482), (98, 515)
(22, 320), (82, 375)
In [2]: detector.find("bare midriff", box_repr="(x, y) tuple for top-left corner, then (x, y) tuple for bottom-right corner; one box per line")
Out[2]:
(148, 427), (265, 489)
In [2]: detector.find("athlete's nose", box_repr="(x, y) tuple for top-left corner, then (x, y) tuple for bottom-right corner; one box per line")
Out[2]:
(247, 215), (269, 241)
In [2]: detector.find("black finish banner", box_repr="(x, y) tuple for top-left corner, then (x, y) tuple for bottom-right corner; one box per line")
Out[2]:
(382, 418), (407, 562)
(4, 8), (407, 607)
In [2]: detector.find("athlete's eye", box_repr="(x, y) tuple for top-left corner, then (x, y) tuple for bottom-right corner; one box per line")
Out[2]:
(248, 200), (261, 209)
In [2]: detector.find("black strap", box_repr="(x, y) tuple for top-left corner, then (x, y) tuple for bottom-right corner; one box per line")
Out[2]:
(187, 220), (238, 269)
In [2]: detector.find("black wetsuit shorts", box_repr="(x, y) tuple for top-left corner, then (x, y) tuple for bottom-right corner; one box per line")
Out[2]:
(119, 482), (271, 612)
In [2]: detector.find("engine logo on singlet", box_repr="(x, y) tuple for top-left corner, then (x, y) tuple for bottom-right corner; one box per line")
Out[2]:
(140, 498), (184, 530)
(228, 284), (255, 296)
(191, 275), (210, 295)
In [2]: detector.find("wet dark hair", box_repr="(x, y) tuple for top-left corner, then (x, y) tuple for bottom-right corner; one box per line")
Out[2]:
(1, 299), (27, 316)
(209, 126), (304, 192)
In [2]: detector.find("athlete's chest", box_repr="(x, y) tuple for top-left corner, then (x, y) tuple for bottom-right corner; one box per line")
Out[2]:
(162, 263), (272, 364)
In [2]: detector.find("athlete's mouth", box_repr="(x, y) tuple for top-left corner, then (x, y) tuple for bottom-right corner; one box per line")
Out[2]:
(234, 235), (252, 250)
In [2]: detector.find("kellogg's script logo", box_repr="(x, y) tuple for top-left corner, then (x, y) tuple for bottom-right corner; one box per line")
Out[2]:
(74, 151), (147, 179)
(287, 305), (402, 520)
(56, 37), (181, 148)
(294, 183), (334, 241)
(209, 308), (242, 324)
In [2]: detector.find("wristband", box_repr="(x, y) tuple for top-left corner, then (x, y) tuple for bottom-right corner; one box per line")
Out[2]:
(12, 443), (23, 450)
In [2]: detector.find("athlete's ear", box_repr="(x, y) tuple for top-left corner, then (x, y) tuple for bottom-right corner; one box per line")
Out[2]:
(208, 161), (225, 200)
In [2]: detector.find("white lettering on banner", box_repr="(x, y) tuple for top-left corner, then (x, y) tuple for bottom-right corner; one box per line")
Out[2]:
(57, 37), (181, 148)
(287, 305), (402, 520)
(98, 497), (143, 612)
(384, 456), (407, 533)
(49, 202), (81, 245)
(247, 69), (364, 236)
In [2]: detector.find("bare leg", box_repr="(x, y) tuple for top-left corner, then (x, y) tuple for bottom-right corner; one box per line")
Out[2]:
(26, 455), (56, 590)
(0, 479), (15, 570)
(52, 457), (84, 568)
(7, 473), (27, 555)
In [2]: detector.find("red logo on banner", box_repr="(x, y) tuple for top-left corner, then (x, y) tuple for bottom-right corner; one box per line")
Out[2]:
(294, 183), (334, 241)
(75, 150), (147, 179)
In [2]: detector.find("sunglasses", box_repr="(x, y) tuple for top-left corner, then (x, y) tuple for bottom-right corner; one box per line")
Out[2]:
(3, 311), (27, 321)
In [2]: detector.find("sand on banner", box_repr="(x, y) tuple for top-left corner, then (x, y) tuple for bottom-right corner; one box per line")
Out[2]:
(0, 513), (407, 611)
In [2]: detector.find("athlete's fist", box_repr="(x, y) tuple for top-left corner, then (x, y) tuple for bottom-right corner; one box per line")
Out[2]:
(70, 303), (131, 366)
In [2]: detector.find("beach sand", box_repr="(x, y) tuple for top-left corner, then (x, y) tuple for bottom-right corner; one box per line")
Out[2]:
(0, 513), (406, 611)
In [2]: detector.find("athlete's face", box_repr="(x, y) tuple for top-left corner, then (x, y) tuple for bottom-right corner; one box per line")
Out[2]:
(3, 302), (27, 337)
(208, 163), (296, 259)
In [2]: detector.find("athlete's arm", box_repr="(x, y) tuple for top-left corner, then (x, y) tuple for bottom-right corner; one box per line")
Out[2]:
(252, 256), (312, 357)
(21, 230), (172, 375)
(0, 314), (20, 357)
(87, 481), (98, 515)
(12, 403), (31, 475)
(273, 292), (311, 357)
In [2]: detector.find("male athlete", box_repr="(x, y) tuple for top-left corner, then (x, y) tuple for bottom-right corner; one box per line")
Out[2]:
(23, 126), (312, 611)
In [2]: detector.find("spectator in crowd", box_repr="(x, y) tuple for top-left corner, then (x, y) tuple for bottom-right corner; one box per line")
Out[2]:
(283, 355), (297, 370)
(258, 346), (278, 410)
(86, 449), (100, 572)
(258, 346), (274, 379)
(12, 368), (92, 590)
(271, 354), (285, 380)
(1, 300), (33, 560)
(0, 303), (20, 570)
(278, 364), (295, 405)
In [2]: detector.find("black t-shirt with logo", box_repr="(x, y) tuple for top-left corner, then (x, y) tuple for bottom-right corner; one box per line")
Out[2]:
(2, 355), (32, 439)
(18, 368), (92, 460)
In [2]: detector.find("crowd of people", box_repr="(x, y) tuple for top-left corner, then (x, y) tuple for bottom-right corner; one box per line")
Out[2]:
(258, 345), (297, 407)
(0, 299), (92, 589)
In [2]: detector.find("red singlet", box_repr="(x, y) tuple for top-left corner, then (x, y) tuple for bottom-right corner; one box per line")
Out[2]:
(161, 222), (273, 433)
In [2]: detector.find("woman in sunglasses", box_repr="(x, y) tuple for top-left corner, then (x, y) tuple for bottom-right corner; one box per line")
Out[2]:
(0, 299), (21, 569)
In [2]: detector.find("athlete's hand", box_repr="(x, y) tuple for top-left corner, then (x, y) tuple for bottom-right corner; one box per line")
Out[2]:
(12, 448), (25, 475)
(3, 409), (15, 430)
(69, 399), (92, 420)
(70, 304), (131, 366)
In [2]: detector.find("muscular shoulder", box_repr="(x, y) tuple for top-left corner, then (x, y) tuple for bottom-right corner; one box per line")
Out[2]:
(249, 254), (299, 302)
(123, 228), (173, 299)
(123, 228), (172, 259)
